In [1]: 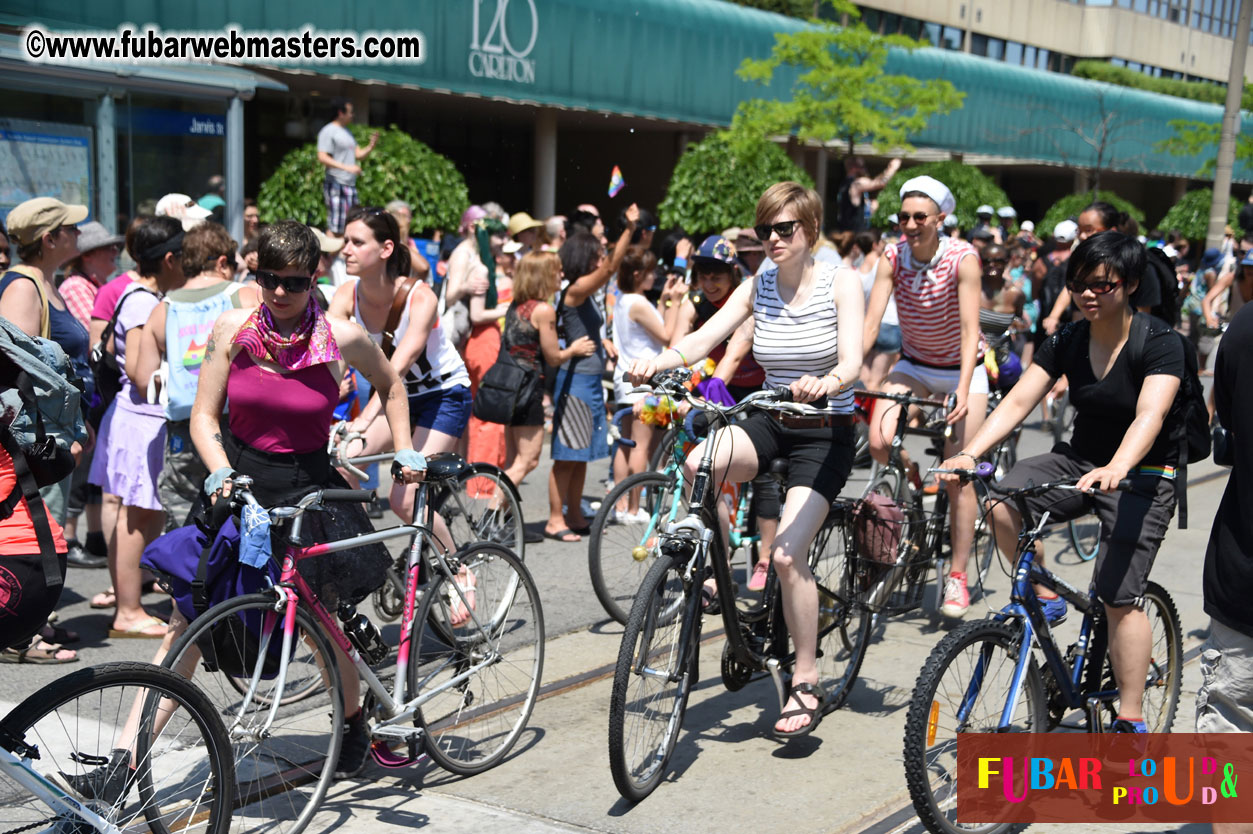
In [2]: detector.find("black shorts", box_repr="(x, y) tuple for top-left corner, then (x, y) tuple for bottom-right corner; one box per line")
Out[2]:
(737, 411), (855, 505)
(994, 446), (1177, 607)
(0, 553), (68, 650)
(512, 389), (545, 427)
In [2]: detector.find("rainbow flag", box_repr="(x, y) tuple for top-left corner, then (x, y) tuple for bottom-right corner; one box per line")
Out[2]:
(608, 165), (625, 198)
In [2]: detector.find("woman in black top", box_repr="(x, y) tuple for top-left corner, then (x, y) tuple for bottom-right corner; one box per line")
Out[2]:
(941, 231), (1185, 734)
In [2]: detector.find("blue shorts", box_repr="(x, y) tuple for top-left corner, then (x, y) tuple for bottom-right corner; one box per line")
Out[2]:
(551, 369), (608, 463)
(408, 385), (471, 438)
(874, 323), (902, 354)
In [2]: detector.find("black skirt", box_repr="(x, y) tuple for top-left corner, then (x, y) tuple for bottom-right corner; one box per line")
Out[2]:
(221, 428), (390, 609)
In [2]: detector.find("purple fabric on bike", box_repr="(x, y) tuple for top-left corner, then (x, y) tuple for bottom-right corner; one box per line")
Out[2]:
(696, 377), (736, 407)
(141, 517), (277, 622)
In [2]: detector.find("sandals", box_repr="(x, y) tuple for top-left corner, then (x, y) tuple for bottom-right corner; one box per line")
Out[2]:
(0, 639), (78, 664)
(772, 681), (826, 740)
(700, 582), (720, 615)
(446, 568), (478, 627)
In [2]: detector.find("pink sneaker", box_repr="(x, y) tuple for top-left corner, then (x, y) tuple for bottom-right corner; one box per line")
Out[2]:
(747, 560), (770, 592)
(940, 573), (969, 619)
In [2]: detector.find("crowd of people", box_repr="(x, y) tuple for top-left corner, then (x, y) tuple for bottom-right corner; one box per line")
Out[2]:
(2, 131), (1251, 760)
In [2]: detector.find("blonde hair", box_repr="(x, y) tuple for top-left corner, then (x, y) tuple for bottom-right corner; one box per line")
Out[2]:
(755, 181), (822, 245)
(512, 251), (561, 304)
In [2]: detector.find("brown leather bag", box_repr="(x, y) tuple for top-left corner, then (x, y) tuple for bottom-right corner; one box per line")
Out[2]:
(379, 275), (419, 357)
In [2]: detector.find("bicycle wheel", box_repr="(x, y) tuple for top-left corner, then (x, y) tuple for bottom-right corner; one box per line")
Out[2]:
(903, 620), (1046, 834)
(608, 553), (701, 802)
(1068, 519), (1100, 561)
(588, 470), (683, 624)
(0, 661), (233, 834)
(410, 542), (544, 775)
(441, 464), (526, 559)
(162, 592), (342, 834)
(1083, 580), (1183, 733)
(648, 425), (680, 473)
(808, 510), (871, 712)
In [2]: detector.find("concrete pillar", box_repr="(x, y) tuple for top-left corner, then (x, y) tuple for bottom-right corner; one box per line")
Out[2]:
(814, 148), (829, 213)
(532, 109), (557, 218)
(226, 96), (245, 244)
(1173, 177), (1188, 202)
(95, 94), (117, 231)
(1073, 169), (1091, 195)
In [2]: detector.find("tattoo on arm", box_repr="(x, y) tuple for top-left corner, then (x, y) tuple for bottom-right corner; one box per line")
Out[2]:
(212, 431), (224, 450)
(205, 334), (216, 361)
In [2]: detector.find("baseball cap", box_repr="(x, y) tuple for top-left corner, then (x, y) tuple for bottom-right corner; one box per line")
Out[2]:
(1053, 219), (1079, 243)
(501, 239), (523, 255)
(971, 227), (995, 242)
(507, 212), (543, 238)
(976, 204), (995, 216)
(691, 235), (739, 269)
(1242, 251), (1253, 268)
(997, 206), (1017, 219)
(76, 221), (124, 255)
(311, 228), (344, 256)
(942, 215), (959, 228)
(888, 213), (899, 225)
(900, 176), (957, 216)
(1021, 220), (1035, 232)
(6, 197), (89, 246)
(733, 231), (764, 253)
(1200, 247), (1224, 272)
(155, 193), (212, 231)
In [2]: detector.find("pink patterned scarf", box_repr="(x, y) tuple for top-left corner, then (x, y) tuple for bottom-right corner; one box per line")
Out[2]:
(232, 296), (341, 371)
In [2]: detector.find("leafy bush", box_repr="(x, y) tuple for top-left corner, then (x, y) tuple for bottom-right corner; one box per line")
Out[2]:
(1039, 191), (1146, 237)
(1156, 188), (1242, 240)
(258, 125), (469, 234)
(1072, 60), (1253, 110)
(871, 161), (1009, 229)
(658, 132), (812, 235)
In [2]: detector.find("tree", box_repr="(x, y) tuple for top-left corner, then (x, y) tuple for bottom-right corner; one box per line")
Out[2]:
(1157, 120), (1253, 177)
(870, 161), (1009, 229)
(258, 125), (469, 233)
(1157, 188), (1243, 240)
(1039, 191), (1146, 238)
(729, 0), (963, 154)
(657, 132), (812, 235)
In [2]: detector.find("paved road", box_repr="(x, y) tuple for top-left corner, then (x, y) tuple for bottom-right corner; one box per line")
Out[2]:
(7, 416), (1231, 833)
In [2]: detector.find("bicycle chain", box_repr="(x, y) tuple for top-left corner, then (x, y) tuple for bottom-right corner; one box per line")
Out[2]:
(3, 817), (59, 834)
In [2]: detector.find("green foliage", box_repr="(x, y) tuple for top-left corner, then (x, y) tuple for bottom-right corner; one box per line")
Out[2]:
(725, 0), (815, 17)
(258, 125), (469, 234)
(870, 161), (1009, 229)
(730, 0), (963, 152)
(1156, 119), (1253, 176)
(657, 132), (812, 235)
(1156, 188), (1242, 240)
(1039, 191), (1146, 237)
(1072, 60), (1253, 110)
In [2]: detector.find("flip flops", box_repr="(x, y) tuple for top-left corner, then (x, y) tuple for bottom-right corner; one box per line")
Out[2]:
(772, 681), (827, 740)
(544, 528), (581, 543)
(108, 616), (167, 639)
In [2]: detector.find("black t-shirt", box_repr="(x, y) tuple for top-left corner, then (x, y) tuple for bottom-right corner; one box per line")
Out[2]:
(1033, 314), (1185, 466)
(1040, 263), (1070, 325)
(1129, 267), (1162, 313)
(1204, 301), (1253, 637)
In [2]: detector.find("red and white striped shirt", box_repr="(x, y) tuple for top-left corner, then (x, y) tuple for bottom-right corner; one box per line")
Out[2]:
(886, 236), (982, 367)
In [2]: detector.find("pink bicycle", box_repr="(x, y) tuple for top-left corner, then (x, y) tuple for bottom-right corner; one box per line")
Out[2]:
(160, 455), (544, 834)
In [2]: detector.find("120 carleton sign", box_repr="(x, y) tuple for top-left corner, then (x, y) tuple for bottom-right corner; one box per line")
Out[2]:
(469, 0), (537, 84)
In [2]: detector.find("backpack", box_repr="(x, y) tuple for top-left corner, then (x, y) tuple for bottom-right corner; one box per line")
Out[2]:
(0, 423), (64, 590)
(89, 285), (158, 409)
(1126, 312), (1209, 528)
(0, 316), (86, 487)
(141, 512), (284, 678)
(1140, 247), (1183, 328)
(159, 283), (241, 421)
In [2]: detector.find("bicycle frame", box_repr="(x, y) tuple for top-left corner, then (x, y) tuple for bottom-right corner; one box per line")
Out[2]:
(0, 745), (120, 833)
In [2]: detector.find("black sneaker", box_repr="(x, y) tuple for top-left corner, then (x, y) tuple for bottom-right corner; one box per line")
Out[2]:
(65, 539), (108, 569)
(1111, 717), (1148, 733)
(366, 497), (388, 520)
(51, 748), (132, 805)
(334, 713), (370, 779)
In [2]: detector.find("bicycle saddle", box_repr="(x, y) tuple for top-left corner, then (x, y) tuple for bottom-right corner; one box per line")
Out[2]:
(424, 452), (470, 482)
(768, 458), (790, 479)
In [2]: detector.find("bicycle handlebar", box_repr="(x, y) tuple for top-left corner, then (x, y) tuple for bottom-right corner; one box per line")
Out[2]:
(859, 389), (951, 411)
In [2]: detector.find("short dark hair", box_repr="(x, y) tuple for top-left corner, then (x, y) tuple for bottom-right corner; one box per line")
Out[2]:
(181, 222), (236, 276)
(621, 207), (657, 244)
(568, 210), (600, 237)
(617, 246), (658, 293)
(559, 230), (602, 282)
(1083, 201), (1129, 234)
(330, 97), (352, 118)
(258, 220), (319, 273)
(1066, 231), (1145, 294)
(132, 216), (185, 276)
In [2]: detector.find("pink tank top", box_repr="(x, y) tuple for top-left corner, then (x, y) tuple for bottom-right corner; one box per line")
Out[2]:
(888, 236), (983, 367)
(227, 353), (339, 454)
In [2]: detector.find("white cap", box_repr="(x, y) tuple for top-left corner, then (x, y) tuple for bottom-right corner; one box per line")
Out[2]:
(942, 214), (959, 228)
(1021, 220), (1035, 232)
(976, 204), (994, 216)
(899, 176), (956, 216)
(310, 228), (344, 255)
(887, 213), (899, 225)
(997, 206), (1017, 219)
(501, 239), (523, 254)
(155, 193), (212, 231)
(1053, 219), (1079, 242)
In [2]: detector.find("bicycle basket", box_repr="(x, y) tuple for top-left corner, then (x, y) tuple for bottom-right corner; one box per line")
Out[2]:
(851, 494), (930, 613)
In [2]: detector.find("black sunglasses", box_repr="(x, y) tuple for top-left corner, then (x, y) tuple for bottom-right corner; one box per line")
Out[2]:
(1065, 278), (1123, 296)
(899, 212), (934, 225)
(257, 270), (313, 293)
(754, 220), (801, 241)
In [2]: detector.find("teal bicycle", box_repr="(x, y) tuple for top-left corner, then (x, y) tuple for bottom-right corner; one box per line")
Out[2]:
(588, 418), (761, 625)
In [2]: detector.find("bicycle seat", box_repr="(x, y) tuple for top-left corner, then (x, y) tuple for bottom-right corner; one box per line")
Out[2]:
(424, 452), (470, 482)
(768, 458), (790, 479)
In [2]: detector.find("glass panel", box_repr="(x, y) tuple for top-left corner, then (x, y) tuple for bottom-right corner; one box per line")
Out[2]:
(941, 25), (964, 50)
(1111, 56), (1126, 66)
(882, 12), (900, 34)
(1037, 48), (1050, 70)
(971, 32), (989, 56)
(986, 36), (1005, 60)
(1024, 44), (1037, 65)
(921, 22), (942, 47)
(900, 16), (922, 39)
(1134, 0), (1148, 12)
(1005, 40), (1024, 64)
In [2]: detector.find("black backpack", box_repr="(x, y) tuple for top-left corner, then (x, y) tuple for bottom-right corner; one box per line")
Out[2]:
(1140, 247), (1183, 328)
(1126, 313), (1209, 528)
(88, 286), (158, 409)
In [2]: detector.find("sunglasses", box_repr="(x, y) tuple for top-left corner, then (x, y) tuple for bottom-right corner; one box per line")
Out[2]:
(754, 220), (801, 241)
(1065, 278), (1123, 295)
(256, 270), (313, 293)
(899, 212), (934, 225)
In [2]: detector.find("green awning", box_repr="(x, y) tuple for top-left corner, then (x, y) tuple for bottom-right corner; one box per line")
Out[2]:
(3, 0), (1248, 180)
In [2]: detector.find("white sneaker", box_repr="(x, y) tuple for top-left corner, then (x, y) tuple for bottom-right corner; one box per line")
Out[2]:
(939, 576), (970, 619)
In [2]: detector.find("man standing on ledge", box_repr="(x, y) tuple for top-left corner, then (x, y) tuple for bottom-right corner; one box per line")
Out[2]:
(317, 98), (378, 237)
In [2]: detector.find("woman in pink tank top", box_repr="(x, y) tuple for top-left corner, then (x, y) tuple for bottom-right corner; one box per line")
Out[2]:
(862, 176), (989, 620)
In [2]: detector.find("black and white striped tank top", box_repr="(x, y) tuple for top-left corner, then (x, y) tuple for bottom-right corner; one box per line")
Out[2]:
(752, 263), (855, 413)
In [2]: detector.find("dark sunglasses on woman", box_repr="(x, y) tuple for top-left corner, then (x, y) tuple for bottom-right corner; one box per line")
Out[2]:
(256, 271), (313, 293)
(1065, 277), (1122, 295)
(754, 220), (800, 241)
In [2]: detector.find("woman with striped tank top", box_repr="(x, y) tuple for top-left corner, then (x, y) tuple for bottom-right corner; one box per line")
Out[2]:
(863, 176), (989, 619)
(628, 182), (864, 740)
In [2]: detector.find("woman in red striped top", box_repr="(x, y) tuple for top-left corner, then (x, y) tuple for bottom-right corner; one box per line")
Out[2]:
(863, 176), (988, 619)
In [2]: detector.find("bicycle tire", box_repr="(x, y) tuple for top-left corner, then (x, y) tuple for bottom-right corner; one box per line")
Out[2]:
(608, 552), (701, 802)
(411, 542), (544, 775)
(808, 510), (871, 713)
(0, 661), (234, 834)
(442, 463), (526, 560)
(1082, 580), (1183, 733)
(903, 620), (1046, 834)
(162, 592), (342, 834)
(588, 470), (683, 624)
(648, 425), (681, 473)
(1068, 519), (1100, 562)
